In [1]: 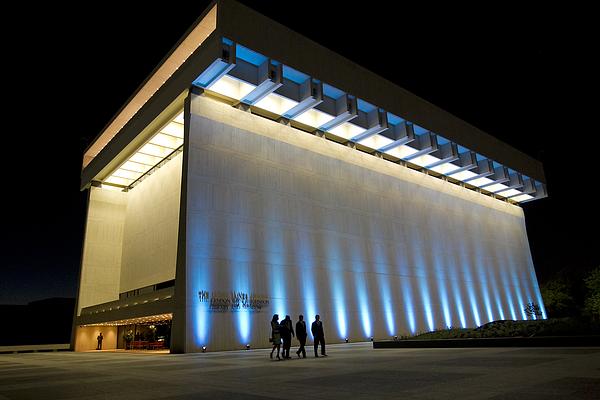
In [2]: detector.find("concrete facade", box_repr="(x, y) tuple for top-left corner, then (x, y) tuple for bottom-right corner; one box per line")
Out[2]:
(77, 188), (127, 314)
(179, 94), (543, 352)
(119, 152), (182, 292)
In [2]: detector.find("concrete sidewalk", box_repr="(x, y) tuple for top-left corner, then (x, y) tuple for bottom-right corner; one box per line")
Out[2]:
(1, 343), (598, 399)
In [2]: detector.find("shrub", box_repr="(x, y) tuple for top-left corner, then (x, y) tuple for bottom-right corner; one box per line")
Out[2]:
(584, 266), (600, 320)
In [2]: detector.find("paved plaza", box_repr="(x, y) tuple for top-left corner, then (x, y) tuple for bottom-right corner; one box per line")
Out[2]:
(1, 343), (599, 399)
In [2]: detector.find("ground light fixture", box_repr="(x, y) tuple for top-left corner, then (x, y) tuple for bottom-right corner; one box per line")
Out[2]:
(202, 346), (207, 353)
(246, 344), (251, 350)
(345, 338), (349, 343)
(370, 337), (374, 342)
(394, 336), (398, 341)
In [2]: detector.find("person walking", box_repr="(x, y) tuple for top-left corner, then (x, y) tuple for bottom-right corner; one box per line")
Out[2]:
(96, 332), (103, 350)
(280, 315), (295, 359)
(270, 314), (282, 360)
(295, 315), (307, 358)
(311, 314), (326, 357)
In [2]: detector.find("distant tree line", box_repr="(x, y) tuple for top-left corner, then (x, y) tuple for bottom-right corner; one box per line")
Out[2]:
(540, 265), (600, 319)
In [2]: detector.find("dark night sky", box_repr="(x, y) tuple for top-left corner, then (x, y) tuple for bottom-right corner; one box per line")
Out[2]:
(3, 2), (597, 304)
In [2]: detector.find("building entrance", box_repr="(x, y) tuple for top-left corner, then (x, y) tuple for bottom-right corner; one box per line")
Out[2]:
(118, 321), (171, 350)
(112, 315), (172, 351)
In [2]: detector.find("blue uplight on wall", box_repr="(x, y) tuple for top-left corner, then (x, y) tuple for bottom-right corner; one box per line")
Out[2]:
(479, 267), (494, 324)
(233, 268), (253, 343)
(468, 283), (481, 327)
(238, 310), (251, 343)
(418, 277), (435, 331)
(431, 251), (452, 329)
(360, 301), (372, 338)
(510, 271), (527, 320)
(326, 237), (348, 339)
(265, 227), (286, 318)
(499, 263), (517, 320)
(350, 244), (372, 338)
(460, 254), (481, 326)
(528, 268), (547, 319)
(191, 217), (214, 348)
(438, 278), (452, 329)
(227, 214), (254, 344)
(451, 280), (467, 328)
(333, 277), (348, 339)
(448, 259), (467, 328)
(356, 275), (372, 338)
(377, 274), (395, 336)
(296, 234), (317, 335)
(401, 278), (417, 334)
(489, 269), (506, 321)
(372, 240), (396, 337)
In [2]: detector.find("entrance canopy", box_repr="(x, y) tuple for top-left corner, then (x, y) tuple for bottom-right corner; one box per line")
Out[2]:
(79, 313), (172, 327)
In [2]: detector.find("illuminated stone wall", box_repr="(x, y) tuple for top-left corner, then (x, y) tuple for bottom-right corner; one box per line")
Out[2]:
(78, 154), (182, 313)
(119, 153), (182, 292)
(77, 187), (127, 315)
(184, 94), (545, 352)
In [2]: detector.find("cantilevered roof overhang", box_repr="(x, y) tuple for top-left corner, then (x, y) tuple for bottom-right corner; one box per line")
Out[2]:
(82, 0), (546, 203)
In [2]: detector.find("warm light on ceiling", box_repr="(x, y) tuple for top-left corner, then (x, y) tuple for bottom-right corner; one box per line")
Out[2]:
(449, 170), (477, 181)
(430, 162), (461, 175)
(254, 92), (299, 115)
(357, 133), (394, 150)
(468, 177), (495, 187)
(384, 144), (419, 159)
(208, 74), (256, 100)
(409, 154), (441, 168)
(510, 194), (533, 202)
(497, 189), (522, 198)
(292, 108), (335, 128)
(103, 112), (184, 188)
(81, 313), (173, 327)
(328, 122), (365, 140)
(484, 183), (509, 193)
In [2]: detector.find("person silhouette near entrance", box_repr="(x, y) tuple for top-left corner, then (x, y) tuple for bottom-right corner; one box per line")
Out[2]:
(96, 332), (103, 350)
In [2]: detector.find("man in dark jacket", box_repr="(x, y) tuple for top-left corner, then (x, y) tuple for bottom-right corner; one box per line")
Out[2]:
(280, 315), (295, 359)
(96, 332), (103, 350)
(311, 314), (326, 357)
(295, 315), (307, 358)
